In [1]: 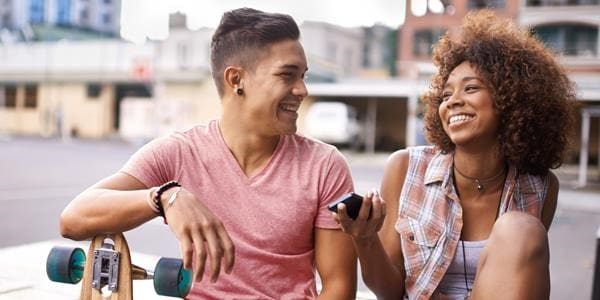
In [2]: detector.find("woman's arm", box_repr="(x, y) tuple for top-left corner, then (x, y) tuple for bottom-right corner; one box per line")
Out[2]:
(334, 150), (409, 299)
(540, 171), (559, 231)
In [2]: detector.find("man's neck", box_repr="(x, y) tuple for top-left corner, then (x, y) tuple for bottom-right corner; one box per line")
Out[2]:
(218, 117), (280, 178)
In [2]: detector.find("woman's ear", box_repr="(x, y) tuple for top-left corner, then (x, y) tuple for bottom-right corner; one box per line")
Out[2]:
(224, 66), (244, 96)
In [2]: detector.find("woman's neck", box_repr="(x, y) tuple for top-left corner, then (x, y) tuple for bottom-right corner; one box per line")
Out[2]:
(453, 148), (506, 197)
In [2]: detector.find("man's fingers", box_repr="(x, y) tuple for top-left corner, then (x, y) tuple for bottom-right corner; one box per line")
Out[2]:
(217, 227), (235, 274)
(180, 237), (194, 270)
(191, 231), (207, 282)
(202, 228), (224, 283)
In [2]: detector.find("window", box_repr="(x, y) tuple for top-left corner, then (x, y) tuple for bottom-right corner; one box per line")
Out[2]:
(80, 9), (88, 22)
(1, 13), (10, 28)
(534, 24), (598, 56)
(527, 0), (599, 5)
(57, 0), (71, 25)
(4, 85), (16, 108)
(28, 0), (44, 24)
(24, 85), (37, 108)
(468, 0), (506, 8)
(413, 28), (445, 57)
(102, 13), (111, 25)
(87, 83), (101, 98)
(177, 43), (189, 69)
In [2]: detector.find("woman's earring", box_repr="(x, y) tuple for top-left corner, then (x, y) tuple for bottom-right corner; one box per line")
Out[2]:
(236, 87), (244, 95)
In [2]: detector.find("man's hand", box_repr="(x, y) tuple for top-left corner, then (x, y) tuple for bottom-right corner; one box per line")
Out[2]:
(162, 188), (235, 283)
(333, 189), (386, 242)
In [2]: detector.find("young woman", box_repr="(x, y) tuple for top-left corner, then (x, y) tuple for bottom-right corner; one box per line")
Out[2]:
(334, 10), (577, 299)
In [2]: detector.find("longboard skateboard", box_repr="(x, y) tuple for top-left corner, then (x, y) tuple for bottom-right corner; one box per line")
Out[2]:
(46, 233), (191, 299)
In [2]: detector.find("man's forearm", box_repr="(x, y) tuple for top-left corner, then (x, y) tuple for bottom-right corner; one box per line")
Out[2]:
(60, 188), (156, 240)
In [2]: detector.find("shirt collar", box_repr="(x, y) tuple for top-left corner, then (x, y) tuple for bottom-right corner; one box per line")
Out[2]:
(424, 150), (453, 186)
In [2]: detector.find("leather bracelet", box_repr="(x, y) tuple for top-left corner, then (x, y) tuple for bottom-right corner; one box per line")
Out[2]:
(153, 181), (181, 222)
(147, 187), (160, 215)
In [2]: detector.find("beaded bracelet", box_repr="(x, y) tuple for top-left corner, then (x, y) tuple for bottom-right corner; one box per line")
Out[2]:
(153, 181), (181, 223)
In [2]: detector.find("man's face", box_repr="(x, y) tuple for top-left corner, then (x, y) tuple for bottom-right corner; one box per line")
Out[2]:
(240, 39), (308, 136)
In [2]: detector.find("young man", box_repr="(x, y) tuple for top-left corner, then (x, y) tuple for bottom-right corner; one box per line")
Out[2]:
(60, 8), (357, 299)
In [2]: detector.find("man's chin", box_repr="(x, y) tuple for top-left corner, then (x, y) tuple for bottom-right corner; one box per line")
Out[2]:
(280, 124), (297, 135)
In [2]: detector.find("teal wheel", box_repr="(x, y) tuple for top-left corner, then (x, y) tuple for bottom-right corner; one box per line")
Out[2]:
(46, 246), (86, 284)
(153, 257), (192, 298)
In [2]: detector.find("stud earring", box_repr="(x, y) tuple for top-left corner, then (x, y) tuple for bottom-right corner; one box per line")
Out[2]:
(236, 87), (244, 95)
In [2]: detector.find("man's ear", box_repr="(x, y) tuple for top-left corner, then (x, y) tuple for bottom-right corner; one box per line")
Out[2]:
(224, 66), (244, 95)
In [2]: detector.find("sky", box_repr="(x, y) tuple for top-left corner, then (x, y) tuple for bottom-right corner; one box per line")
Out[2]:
(120, 0), (446, 43)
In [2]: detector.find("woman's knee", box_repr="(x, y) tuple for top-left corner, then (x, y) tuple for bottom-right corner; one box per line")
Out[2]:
(488, 212), (548, 262)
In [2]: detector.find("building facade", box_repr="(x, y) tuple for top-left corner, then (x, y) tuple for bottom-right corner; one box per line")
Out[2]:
(0, 0), (121, 39)
(397, 0), (600, 163)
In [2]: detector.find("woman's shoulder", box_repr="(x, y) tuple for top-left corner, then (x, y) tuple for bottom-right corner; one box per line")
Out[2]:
(387, 146), (439, 167)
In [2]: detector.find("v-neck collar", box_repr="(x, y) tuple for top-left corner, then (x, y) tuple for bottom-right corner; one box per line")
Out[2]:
(213, 120), (285, 185)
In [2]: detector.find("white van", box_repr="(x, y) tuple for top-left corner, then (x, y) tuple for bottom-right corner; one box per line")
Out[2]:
(305, 102), (362, 147)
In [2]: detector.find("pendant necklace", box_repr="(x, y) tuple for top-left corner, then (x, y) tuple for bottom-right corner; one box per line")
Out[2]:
(454, 164), (506, 193)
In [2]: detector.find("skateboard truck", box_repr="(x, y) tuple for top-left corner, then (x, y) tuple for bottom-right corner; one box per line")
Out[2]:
(91, 242), (120, 292)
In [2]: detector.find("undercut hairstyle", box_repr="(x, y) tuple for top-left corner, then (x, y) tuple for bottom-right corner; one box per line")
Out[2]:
(422, 10), (577, 176)
(210, 8), (300, 96)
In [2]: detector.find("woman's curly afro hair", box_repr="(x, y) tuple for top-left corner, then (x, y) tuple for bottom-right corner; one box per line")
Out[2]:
(422, 10), (578, 176)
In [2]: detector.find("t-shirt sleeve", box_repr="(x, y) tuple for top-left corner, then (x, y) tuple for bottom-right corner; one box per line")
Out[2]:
(315, 149), (354, 229)
(120, 135), (182, 188)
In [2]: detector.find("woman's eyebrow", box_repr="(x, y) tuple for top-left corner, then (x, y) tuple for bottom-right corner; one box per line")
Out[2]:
(444, 76), (481, 88)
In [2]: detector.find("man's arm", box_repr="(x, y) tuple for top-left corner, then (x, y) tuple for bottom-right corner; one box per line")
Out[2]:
(60, 171), (235, 282)
(314, 228), (357, 300)
(60, 172), (153, 239)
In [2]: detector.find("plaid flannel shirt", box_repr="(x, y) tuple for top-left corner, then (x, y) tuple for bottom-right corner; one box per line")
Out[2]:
(395, 146), (548, 299)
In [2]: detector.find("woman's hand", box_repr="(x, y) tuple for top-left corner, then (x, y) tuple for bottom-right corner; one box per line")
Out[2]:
(161, 188), (235, 283)
(332, 189), (386, 242)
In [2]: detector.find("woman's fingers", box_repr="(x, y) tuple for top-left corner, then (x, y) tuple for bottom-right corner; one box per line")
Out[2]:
(357, 190), (373, 220)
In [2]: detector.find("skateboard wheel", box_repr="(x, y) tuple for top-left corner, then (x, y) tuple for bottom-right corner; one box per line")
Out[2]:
(154, 257), (192, 298)
(46, 246), (86, 284)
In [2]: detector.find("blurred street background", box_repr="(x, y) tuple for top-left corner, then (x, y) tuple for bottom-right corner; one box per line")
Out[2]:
(0, 0), (600, 299)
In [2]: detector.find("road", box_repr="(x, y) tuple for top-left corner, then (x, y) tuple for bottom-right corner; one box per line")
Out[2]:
(1, 136), (599, 299)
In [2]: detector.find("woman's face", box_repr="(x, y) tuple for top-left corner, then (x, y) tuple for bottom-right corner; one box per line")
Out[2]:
(438, 61), (500, 149)
(240, 39), (308, 136)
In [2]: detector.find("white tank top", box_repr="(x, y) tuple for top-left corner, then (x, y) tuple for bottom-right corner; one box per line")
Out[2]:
(436, 239), (487, 299)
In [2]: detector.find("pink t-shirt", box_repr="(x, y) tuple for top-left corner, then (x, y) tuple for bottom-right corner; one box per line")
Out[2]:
(121, 120), (353, 299)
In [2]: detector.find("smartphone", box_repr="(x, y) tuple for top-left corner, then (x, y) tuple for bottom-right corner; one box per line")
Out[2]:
(327, 192), (364, 220)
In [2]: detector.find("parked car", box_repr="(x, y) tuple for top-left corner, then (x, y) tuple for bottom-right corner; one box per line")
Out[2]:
(305, 101), (362, 148)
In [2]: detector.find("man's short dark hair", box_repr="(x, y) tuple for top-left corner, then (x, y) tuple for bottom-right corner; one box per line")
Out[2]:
(210, 8), (300, 96)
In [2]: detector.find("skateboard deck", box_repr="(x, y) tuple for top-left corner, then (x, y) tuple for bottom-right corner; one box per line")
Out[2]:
(46, 233), (191, 299)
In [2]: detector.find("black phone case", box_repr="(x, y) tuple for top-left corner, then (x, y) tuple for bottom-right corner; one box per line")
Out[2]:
(327, 192), (364, 220)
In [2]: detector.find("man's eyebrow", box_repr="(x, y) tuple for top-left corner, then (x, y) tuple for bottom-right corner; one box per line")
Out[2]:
(279, 64), (308, 72)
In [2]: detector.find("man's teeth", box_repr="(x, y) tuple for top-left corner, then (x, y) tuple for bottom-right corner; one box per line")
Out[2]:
(280, 104), (299, 112)
(449, 114), (473, 124)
